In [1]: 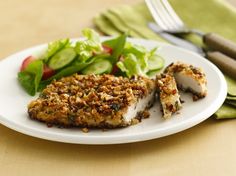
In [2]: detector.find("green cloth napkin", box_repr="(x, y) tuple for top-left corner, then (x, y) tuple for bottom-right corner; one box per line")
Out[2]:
(93, 0), (236, 119)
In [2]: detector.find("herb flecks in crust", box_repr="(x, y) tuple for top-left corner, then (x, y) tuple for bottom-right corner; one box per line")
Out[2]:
(156, 74), (182, 118)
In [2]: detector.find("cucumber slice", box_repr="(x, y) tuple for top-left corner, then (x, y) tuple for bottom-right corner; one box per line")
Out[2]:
(148, 55), (165, 71)
(81, 58), (112, 75)
(48, 48), (76, 70)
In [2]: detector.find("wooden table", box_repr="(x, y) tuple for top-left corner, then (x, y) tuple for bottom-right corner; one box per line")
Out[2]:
(0, 0), (236, 175)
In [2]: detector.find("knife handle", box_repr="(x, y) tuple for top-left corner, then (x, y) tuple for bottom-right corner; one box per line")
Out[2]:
(204, 33), (236, 60)
(206, 51), (236, 79)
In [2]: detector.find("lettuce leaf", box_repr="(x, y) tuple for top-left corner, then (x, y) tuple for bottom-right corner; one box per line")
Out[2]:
(102, 33), (127, 63)
(117, 53), (145, 77)
(75, 28), (103, 62)
(123, 43), (149, 72)
(117, 42), (161, 77)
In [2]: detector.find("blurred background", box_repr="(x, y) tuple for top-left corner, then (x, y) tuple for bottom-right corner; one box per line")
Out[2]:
(0, 0), (235, 58)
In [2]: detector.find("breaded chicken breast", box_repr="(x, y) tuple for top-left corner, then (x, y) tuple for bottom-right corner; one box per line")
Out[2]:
(165, 62), (207, 101)
(28, 74), (156, 128)
(156, 74), (182, 118)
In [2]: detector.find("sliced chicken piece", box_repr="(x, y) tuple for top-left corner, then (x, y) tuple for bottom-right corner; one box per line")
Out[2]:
(156, 74), (182, 118)
(165, 62), (207, 101)
(28, 74), (156, 128)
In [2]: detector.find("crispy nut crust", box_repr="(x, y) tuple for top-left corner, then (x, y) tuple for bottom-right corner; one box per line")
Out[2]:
(28, 74), (155, 128)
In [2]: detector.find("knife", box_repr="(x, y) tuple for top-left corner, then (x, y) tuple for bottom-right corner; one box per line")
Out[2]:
(148, 22), (236, 79)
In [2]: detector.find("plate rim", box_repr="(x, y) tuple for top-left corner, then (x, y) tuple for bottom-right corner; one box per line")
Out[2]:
(0, 37), (227, 144)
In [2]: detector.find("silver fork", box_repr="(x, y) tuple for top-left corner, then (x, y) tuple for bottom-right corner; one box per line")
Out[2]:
(145, 0), (236, 60)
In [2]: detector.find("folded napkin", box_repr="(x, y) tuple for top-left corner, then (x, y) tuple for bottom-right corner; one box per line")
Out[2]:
(93, 0), (236, 119)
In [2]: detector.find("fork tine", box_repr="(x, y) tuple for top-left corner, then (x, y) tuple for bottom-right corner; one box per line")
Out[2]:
(145, 0), (169, 30)
(161, 0), (185, 29)
(152, 0), (179, 30)
(146, 0), (184, 31)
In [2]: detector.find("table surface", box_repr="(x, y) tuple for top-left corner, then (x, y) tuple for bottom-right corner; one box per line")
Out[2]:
(0, 0), (236, 175)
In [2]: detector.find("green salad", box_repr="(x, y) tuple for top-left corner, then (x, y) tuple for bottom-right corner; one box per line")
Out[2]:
(18, 28), (165, 96)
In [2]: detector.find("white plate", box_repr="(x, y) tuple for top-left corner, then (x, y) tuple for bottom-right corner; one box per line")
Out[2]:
(0, 37), (227, 144)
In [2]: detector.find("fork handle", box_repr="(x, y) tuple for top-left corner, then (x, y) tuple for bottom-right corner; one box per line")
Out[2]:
(206, 51), (236, 79)
(204, 33), (236, 60)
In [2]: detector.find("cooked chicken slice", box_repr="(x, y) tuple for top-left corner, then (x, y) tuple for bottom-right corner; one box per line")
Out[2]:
(165, 62), (207, 101)
(156, 74), (182, 118)
(28, 74), (156, 128)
